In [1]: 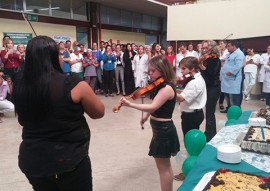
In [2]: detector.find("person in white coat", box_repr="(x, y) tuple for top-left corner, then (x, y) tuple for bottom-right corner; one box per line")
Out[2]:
(243, 48), (261, 101)
(133, 45), (149, 88)
(262, 45), (270, 106)
(260, 46), (270, 101)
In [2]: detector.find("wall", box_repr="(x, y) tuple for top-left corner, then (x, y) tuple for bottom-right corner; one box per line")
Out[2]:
(167, 0), (270, 40)
(0, 18), (76, 46)
(101, 29), (145, 45)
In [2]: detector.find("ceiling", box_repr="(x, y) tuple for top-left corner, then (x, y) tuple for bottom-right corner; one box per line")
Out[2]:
(85, 0), (168, 17)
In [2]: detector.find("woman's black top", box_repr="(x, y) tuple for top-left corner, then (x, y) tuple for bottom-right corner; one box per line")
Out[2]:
(18, 73), (90, 177)
(150, 82), (176, 119)
(200, 57), (221, 88)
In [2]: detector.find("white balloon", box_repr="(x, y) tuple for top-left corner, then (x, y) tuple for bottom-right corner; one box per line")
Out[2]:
(217, 120), (226, 129)
(175, 150), (189, 168)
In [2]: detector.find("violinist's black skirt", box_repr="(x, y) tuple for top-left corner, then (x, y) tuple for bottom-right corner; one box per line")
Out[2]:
(149, 119), (180, 158)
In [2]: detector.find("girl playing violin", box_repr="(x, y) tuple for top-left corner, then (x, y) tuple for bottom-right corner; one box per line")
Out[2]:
(119, 55), (180, 191)
(199, 40), (221, 142)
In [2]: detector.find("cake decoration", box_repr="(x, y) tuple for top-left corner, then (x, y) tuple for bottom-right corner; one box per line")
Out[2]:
(240, 126), (270, 155)
(202, 168), (270, 190)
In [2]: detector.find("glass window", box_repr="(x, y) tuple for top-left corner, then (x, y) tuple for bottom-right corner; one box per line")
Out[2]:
(151, 17), (160, 30)
(0, 0), (23, 11)
(72, 1), (87, 21)
(100, 5), (108, 24)
(51, 0), (71, 19)
(26, 0), (49, 15)
(121, 10), (132, 27)
(107, 7), (121, 26)
(132, 12), (141, 28)
(162, 18), (167, 32)
(77, 27), (88, 50)
(142, 14), (151, 29)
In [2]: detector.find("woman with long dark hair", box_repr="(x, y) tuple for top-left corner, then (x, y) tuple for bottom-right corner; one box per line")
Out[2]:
(13, 36), (104, 191)
(123, 43), (136, 95)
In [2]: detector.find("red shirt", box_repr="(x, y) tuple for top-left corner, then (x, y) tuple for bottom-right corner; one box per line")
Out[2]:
(165, 54), (175, 66)
(0, 50), (23, 68)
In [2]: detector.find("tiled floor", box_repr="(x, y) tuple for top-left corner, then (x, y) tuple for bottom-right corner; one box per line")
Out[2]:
(0, 95), (265, 191)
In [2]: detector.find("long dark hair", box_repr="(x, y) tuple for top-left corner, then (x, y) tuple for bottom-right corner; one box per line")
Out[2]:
(14, 36), (62, 122)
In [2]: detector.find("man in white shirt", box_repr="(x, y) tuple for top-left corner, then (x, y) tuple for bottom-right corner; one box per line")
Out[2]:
(243, 48), (261, 100)
(70, 46), (84, 79)
(174, 42), (188, 78)
(187, 42), (199, 58)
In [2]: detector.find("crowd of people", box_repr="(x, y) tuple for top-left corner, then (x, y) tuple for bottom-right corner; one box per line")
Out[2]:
(1, 34), (270, 191)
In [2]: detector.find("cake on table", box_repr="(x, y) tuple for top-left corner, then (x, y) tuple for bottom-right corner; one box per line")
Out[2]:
(240, 126), (270, 155)
(257, 108), (270, 125)
(202, 168), (270, 190)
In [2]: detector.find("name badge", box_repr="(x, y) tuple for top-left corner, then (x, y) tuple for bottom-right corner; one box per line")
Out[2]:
(108, 60), (112, 63)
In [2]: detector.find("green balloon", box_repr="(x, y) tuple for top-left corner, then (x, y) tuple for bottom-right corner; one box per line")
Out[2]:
(182, 156), (198, 177)
(225, 119), (237, 126)
(184, 129), (206, 156)
(227, 105), (242, 120)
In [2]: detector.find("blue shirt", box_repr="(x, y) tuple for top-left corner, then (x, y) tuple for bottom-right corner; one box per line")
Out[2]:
(92, 50), (102, 62)
(62, 51), (71, 73)
(102, 53), (116, 71)
(220, 48), (245, 94)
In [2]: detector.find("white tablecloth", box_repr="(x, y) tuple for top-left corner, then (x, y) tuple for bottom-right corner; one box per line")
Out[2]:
(209, 124), (270, 173)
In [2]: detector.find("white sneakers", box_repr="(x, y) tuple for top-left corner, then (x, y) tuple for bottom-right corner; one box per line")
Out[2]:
(243, 93), (250, 101)
(245, 96), (250, 101)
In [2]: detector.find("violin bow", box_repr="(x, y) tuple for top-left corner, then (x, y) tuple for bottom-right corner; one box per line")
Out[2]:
(141, 81), (145, 130)
(21, 11), (37, 37)
(202, 33), (233, 56)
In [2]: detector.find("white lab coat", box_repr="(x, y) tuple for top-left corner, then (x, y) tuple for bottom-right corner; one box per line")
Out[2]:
(260, 53), (270, 82)
(263, 54), (270, 93)
(133, 54), (149, 87)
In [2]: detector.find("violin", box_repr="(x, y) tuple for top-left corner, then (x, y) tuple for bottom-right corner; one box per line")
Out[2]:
(198, 54), (218, 66)
(176, 74), (193, 88)
(112, 77), (165, 113)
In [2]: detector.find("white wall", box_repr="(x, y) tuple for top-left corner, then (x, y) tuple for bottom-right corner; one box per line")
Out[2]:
(167, 0), (270, 40)
(101, 29), (145, 45)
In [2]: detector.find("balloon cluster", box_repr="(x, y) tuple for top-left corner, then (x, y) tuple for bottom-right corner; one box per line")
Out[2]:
(181, 129), (206, 177)
(225, 106), (242, 126)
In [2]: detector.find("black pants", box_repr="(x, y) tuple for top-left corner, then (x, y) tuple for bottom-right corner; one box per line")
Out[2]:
(219, 92), (225, 105)
(204, 86), (221, 142)
(26, 157), (92, 191)
(103, 69), (115, 94)
(181, 109), (204, 136)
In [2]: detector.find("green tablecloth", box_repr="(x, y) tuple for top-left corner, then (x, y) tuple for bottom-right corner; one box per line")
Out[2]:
(177, 111), (270, 191)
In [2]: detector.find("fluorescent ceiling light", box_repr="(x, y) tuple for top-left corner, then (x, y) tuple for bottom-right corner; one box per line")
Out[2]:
(26, 7), (60, 12)
(146, 0), (169, 7)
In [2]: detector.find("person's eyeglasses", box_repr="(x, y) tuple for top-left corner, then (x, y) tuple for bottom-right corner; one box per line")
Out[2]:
(202, 47), (208, 50)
